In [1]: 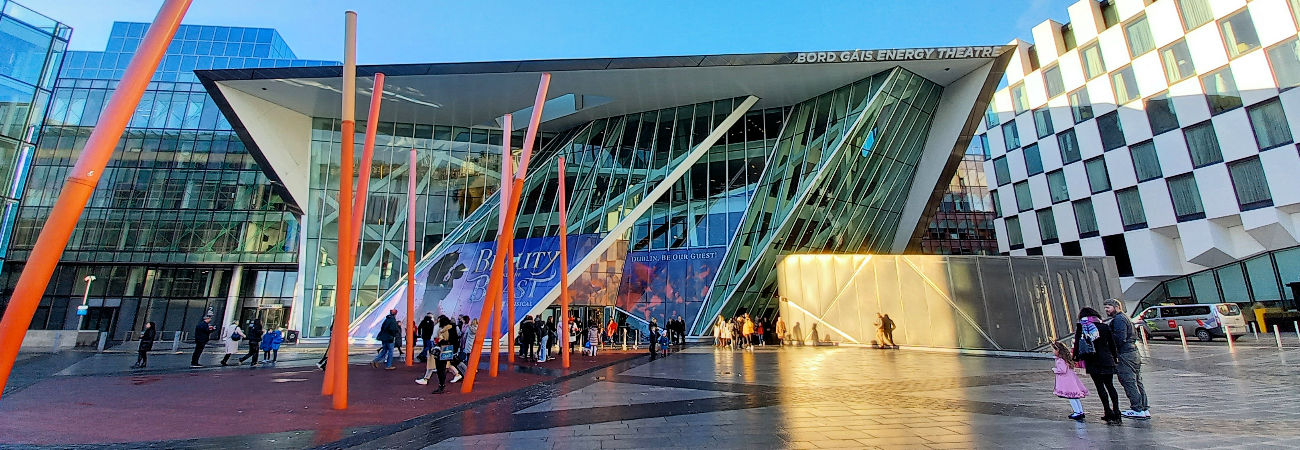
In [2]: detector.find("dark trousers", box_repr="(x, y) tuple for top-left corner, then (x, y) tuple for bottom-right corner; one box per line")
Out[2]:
(649, 339), (657, 360)
(1090, 373), (1120, 415)
(239, 342), (261, 365)
(521, 340), (534, 360)
(135, 349), (148, 367)
(434, 357), (448, 388)
(191, 340), (207, 365)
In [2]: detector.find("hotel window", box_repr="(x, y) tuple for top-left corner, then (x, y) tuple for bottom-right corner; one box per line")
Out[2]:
(1201, 68), (1242, 114)
(984, 100), (1000, 128)
(992, 189), (1003, 215)
(1010, 84), (1030, 114)
(1102, 1), (1120, 29)
(1062, 24), (1077, 51)
(1248, 98), (1293, 150)
(1166, 173), (1206, 221)
(1129, 140), (1163, 182)
(1057, 129), (1082, 164)
(1006, 216), (1024, 248)
(980, 134), (990, 158)
(1161, 40), (1195, 83)
(1074, 198), (1100, 237)
(1081, 43), (1106, 79)
(1183, 121), (1224, 167)
(1033, 108), (1054, 138)
(1145, 92), (1179, 135)
(1228, 156), (1273, 210)
(1178, 0), (1214, 31)
(1014, 181), (1034, 212)
(1002, 121), (1021, 149)
(1267, 38), (1300, 89)
(1116, 187), (1147, 230)
(1220, 10), (1261, 58)
(1085, 156), (1111, 193)
(1111, 66), (1140, 104)
(1044, 65), (1065, 98)
(971, 133), (990, 158)
(1038, 208), (1059, 244)
(1024, 143), (1044, 175)
(1125, 16), (1156, 57)
(1097, 111), (1126, 151)
(993, 156), (1011, 186)
(1293, 0), (1300, 28)
(1069, 89), (1093, 123)
(1047, 169), (1070, 203)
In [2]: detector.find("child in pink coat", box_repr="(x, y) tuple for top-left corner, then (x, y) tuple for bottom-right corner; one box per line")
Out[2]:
(1052, 341), (1089, 421)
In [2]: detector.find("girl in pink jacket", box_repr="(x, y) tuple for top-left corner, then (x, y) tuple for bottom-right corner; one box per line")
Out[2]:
(1052, 341), (1089, 421)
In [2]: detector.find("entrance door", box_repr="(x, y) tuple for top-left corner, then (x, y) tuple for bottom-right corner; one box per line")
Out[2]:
(81, 307), (117, 333)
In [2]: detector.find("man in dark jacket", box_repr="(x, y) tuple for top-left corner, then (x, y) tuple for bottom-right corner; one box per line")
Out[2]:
(417, 313), (435, 363)
(372, 309), (400, 370)
(191, 315), (214, 367)
(519, 316), (536, 361)
(1105, 299), (1149, 420)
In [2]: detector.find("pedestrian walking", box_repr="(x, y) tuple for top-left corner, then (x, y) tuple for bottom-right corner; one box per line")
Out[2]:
(775, 316), (786, 346)
(237, 319), (263, 368)
(417, 315), (461, 393)
(538, 317), (554, 363)
(372, 309), (400, 370)
(460, 317), (477, 364)
(875, 313), (897, 348)
(568, 318), (579, 353)
(1074, 307), (1121, 424)
(1052, 341), (1089, 421)
(648, 319), (661, 361)
(131, 322), (157, 369)
(1104, 298), (1149, 420)
(742, 315), (755, 350)
(713, 317), (723, 347)
(220, 321), (242, 366)
(191, 315), (215, 367)
(586, 320), (600, 356)
(417, 313), (435, 363)
(261, 327), (283, 363)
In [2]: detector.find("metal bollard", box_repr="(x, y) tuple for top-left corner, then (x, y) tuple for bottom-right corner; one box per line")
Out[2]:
(1294, 321), (1299, 343)
(1252, 322), (1259, 341)
(1140, 325), (1149, 349)
(1178, 326), (1188, 351)
(622, 331), (627, 351)
(1276, 324), (1284, 349)
(172, 332), (181, 352)
(1225, 324), (1235, 352)
(97, 331), (108, 353)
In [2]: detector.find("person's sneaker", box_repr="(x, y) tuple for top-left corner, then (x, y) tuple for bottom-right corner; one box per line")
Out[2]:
(385, 366), (396, 370)
(190, 364), (203, 368)
(431, 386), (446, 394)
(415, 378), (428, 385)
(1068, 412), (1085, 421)
(1121, 410), (1144, 419)
(450, 373), (462, 383)
(1135, 410), (1151, 419)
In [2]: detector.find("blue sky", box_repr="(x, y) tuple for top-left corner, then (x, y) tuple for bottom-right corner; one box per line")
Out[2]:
(30, 0), (1076, 63)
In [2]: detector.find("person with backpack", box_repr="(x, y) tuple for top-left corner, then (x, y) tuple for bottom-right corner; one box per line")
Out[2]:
(220, 320), (243, 366)
(237, 319), (264, 368)
(372, 309), (400, 370)
(1073, 307), (1121, 424)
(417, 313), (435, 363)
(416, 315), (461, 393)
(131, 322), (157, 369)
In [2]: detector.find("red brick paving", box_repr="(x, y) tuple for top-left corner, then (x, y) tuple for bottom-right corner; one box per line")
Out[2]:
(0, 352), (636, 446)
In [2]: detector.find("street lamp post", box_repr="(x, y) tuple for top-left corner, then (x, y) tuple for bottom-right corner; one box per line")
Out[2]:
(76, 275), (96, 330)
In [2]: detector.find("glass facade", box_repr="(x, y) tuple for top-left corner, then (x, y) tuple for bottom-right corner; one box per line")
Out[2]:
(919, 154), (997, 256)
(1136, 245), (1300, 311)
(0, 20), (333, 337)
(0, 0), (68, 273)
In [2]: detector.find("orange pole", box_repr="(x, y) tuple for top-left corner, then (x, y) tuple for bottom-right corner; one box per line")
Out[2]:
(0, 0), (192, 401)
(489, 115), (512, 377)
(558, 157), (571, 368)
(462, 74), (549, 392)
(350, 73), (384, 247)
(405, 148), (416, 366)
(506, 220), (516, 363)
(328, 10), (358, 410)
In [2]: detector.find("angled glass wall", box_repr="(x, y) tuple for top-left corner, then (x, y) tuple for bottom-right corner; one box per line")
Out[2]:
(695, 68), (945, 333)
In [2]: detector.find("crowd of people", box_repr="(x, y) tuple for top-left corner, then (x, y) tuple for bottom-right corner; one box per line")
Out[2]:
(180, 315), (284, 369)
(711, 313), (778, 350)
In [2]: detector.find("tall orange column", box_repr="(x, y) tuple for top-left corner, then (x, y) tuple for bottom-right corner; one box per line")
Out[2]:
(557, 157), (572, 368)
(461, 74), (550, 393)
(350, 74), (385, 246)
(489, 115), (512, 377)
(326, 10), (358, 410)
(405, 148), (416, 366)
(0, 0), (192, 401)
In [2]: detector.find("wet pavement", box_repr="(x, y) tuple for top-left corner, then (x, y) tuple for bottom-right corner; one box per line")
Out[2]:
(3, 336), (1300, 449)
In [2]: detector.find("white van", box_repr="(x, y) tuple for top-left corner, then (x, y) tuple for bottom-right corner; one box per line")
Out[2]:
(1134, 303), (1247, 342)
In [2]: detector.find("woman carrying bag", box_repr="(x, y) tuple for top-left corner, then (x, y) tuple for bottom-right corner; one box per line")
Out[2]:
(131, 322), (157, 369)
(220, 321), (243, 366)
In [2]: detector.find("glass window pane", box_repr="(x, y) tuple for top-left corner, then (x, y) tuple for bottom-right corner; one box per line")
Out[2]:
(1112, 66), (1140, 104)
(1085, 157), (1111, 193)
(1179, 0), (1214, 30)
(1228, 156), (1273, 210)
(1033, 108), (1054, 138)
(993, 156), (1010, 186)
(1057, 129), (1081, 164)
(1002, 121), (1020, 149)
(1220, 10), (1261, 58)
(1044, 66), (1065, 98)
(1081, 43), (1106, 79)
(1006, 216), (1023, 247)
(1023, 143), (1043, 175)
(1161, 40), (1196, 83)
(1276, 247), (1300, 302)
(1166, 173), (1205, 221)
(1097, 111), (1126, 151)
(1129, 141), (1162, 182)
(1069, 89), (1094, 123)
(1074, 198), (1099, 236)
(984, 103), (999, 129)
(1191, 271), (1223, 303)
(1183, 121), (1223, 167)
(1037, 208), (1059, 242)
(1245, 255), (1281, 301)
(1145, 93), (1180, 135)
(1203, 69), (1243, 114)
(0, 17), (53, 85)
(1247, 98), (1293, 150)
(1047, 169), (1069, 203)
(1267, 38), (1300, 90)
(1125, 16), (1156, 57)
(1014, 180), (1033, 212)
(1116, 187), (1147, 229)
(1011, 84), (1029, 114)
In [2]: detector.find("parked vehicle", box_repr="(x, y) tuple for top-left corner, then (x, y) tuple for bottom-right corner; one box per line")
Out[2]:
(1134, 303), (1246, 342)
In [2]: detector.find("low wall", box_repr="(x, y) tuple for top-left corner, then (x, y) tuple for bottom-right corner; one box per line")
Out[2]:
(20, 330), (100, 353)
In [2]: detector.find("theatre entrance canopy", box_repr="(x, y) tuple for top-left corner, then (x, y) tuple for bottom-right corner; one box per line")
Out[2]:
(198, 46), (1013, 339)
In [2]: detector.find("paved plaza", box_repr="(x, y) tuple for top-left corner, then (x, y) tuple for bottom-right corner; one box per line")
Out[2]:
(3, 337), (1300, 448)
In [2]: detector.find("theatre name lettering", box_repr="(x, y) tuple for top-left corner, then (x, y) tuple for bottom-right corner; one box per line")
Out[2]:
(793, 46), (1000, 64)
